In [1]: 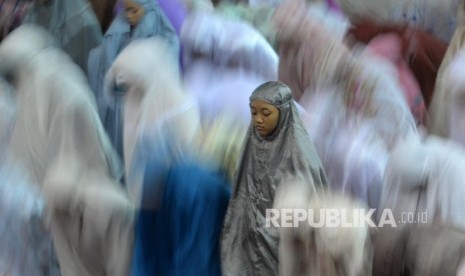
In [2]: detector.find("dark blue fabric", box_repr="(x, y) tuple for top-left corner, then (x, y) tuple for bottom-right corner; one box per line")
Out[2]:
(132, 159), (231, 276)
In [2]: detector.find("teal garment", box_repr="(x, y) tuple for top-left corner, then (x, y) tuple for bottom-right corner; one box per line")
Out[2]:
(132, 157), (231, 276)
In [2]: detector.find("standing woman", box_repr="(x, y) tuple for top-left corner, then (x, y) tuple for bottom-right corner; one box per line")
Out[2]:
(0, 25), (133, 276)
(88, 0), (178, 164)
(221, 81), (328, 276)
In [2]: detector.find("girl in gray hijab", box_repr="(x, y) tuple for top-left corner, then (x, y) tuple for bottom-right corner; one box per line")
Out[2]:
(88, 0), (178, 168)
(221, 81), (328, 276)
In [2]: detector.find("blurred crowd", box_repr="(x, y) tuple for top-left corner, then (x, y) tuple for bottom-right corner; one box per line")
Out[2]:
(1, 0), (465, 275)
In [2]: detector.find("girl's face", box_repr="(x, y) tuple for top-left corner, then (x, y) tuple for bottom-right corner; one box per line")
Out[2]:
(124, 0), (144, 27)
(250, 99), (280, 138)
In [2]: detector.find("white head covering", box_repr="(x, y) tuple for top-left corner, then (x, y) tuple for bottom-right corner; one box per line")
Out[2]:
(0, 25), (132, 276)
(446, 51), (465, 147)
(0, 24), (56, 76)
(181, 12), (278, 80)
(380, 135), (465, 231)
(274, 186), (372, 276)
(378, 135), (431, 226)
(0, 24), (122, 185)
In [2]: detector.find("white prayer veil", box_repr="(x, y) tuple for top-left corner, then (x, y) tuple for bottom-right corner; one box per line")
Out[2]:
(0, 25), (131, 276)
(105, 37), (201, 204)
(446, 51), (465, 147)
(0, 24), (56, 76)
(181, 12), (278, 80)
(273, 176), (314, 276)
(425, 137), (465, 230)
(308, 192), (372, 276)
(378, 134), (431, 226)
(0, 24), (123, 185)
(275, 185), (372, 276)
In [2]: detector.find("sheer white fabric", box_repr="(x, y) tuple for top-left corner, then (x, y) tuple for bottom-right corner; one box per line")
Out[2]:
(0, 25), (133, 276)
(105, 38), (202, 204)
(274, 184), (372, 276)
(447, 52), (465, 147)
(379, 135), (465, 231)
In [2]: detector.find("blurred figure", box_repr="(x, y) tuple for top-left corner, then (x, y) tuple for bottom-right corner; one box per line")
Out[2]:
(274, 186), (372, 276)
(274, 0), (417, 150)
(183, 0), (214, 12)
(24, 0), (102, 73)
(114, 0), (187, 42)
(0, 164), (60, 275)
(0, 0), (33, 41)
(347, 19), (448, 109)
(445, 51), (465, 147)
(429, 0), (465, 137)
(132, 154), (231, 275)
(88, 0), (178, 165)
(104, 38), (201, 204)
(215, 3), (277, 49)
(221, 81), (328, 276)
(379, 135), (465, 230)
(300, 87), (388, 211)
(0, 77), (59, 275)
(336, 0), (459, 43)
(182, 12), (278, 127)
(373, 226), (465, 276)
(181, 11), (278, 180)
(308, 116), (387, 210)
(198, 114), (246, 183)
(0, 25), (133, 276)
(182, 12), (278, 82)
(365, 33), (426, 125)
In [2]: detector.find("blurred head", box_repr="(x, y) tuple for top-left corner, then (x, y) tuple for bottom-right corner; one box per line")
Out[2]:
(0, 24), (55, 77)
(249, 81), (293, 138)
(106, 37), (180, 101)
(124, 0), (145, 26)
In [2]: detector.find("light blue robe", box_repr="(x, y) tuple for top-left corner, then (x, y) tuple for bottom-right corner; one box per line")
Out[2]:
(88, 0), (179, 169)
